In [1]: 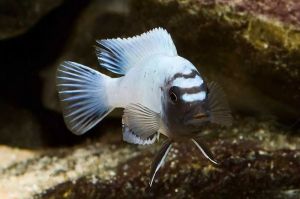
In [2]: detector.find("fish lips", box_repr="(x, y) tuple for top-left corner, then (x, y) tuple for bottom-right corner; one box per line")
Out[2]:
(184, 111), (210, 127)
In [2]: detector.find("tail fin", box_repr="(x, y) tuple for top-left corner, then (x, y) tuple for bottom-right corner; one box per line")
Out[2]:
(56, 61), (113, 135)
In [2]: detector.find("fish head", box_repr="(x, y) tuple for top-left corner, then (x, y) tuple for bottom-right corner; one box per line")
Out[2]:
(162, 75), (209, 136)
(162, 61), (232, 137)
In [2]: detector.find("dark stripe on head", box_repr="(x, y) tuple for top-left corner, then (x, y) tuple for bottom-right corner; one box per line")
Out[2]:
(180, 86), (202, 94)
(172, 69), (200, 80)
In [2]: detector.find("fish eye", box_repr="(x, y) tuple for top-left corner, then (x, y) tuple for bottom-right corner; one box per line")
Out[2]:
(169, 86), (179, 103)
(169, 91), (177, 103)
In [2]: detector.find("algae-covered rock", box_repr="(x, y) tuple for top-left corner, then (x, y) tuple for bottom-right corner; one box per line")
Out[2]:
(127, 0), (300, 121)
(0, 119), (299, 198)
(42, 0), (300, 123)
(0, 0), (63, 39)
(1, 0), (299, 198)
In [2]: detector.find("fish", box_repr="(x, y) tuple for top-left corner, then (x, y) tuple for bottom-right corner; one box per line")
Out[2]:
(56, 27), (232, 186)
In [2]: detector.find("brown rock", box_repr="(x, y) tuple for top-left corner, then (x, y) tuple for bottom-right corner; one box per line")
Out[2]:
(0, 119), (299, 198)
(0, 101), (44, 148)
(42, 0), (300, 123)
(0, 0), (63, 39)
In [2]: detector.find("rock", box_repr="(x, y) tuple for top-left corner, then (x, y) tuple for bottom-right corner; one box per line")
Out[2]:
(0, 119), (299, 198)
(125, 0), (300, 121)
(0, 146), (36, 199)
(0, 146), (35, 171)
(41, 0), (129, 117)
(0, 0), (63, 39)
(0, 99), (90, 149)
(1, 1), (299, 198)
(0, 101), (44, 148)
(42, 0), (300, 123)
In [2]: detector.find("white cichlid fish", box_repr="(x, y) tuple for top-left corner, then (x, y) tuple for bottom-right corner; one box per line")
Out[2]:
(57, 28), (232, 186)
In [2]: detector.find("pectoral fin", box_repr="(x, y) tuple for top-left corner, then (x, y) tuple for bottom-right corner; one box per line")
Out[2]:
(207, 82), (232, 127)
(122, 122), (157, 145)
(191, 137), (218, 165)
(123, 103), (160, 140)
(149, 139), (172, 186)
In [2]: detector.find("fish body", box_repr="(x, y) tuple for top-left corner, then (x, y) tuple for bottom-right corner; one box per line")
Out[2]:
(57, 28), (232, 186)
(107, 54), (198, 138)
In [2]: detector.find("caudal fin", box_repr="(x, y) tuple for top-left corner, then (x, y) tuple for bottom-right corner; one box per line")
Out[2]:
(56, 61), (113, 135)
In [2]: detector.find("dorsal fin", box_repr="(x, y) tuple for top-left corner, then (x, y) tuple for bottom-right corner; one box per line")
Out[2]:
(96, 27), (177, 75)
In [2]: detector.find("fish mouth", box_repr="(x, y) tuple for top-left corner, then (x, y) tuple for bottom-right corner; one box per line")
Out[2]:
(192, 113), (209, 120)
(184, 112), (210, 126)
